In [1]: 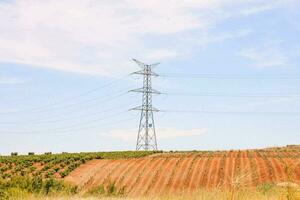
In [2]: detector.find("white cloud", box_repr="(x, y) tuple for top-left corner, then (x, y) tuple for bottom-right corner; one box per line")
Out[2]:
(0, 76), (27, 85)
(104, 127), (207, 142)
(240, 4), (276, 16)
(145, 49), (179, 61)
(0, 0), (208, 76)
(195, 29), (253, 47)
(0, 0), (292, 76)
(239, 44), (288, 67)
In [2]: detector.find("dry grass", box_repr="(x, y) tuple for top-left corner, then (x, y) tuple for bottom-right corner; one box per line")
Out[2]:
(6, 156), (300, 200)
(16, 187), (300, 200)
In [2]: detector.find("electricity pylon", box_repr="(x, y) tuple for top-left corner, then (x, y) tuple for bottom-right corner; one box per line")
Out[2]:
(130, 59), (160, 151)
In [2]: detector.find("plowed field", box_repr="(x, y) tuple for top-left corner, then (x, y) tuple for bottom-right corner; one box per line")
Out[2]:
(65, 148), (300, 196)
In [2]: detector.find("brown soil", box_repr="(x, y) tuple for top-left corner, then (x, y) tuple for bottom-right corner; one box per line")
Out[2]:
(65, 148), (300, 197)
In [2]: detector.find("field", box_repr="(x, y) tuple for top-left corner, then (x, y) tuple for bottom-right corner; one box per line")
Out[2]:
(0, 151), (156, 180)
(0, 146), (299, 199)
(66, 146), (300, 197)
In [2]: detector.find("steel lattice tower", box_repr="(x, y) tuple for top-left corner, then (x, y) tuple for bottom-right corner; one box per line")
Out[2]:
(130, 59), (160, 151)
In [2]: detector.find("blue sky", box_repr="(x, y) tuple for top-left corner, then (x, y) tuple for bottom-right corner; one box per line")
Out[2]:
(0, 0), (300, 154)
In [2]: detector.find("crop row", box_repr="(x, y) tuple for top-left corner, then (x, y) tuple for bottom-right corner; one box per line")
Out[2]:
(0, 151), (159, 181)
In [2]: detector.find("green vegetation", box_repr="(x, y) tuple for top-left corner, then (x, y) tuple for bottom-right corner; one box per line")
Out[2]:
(0, 151), (158, 180)
(257, 183), (276, 195)
(87, 181), (126, 197)
(0, 151), (158, 199)
(0, 176), (77, 199)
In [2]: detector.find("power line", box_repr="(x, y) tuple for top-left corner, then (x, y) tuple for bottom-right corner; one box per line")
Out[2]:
(161, 73), (300, 80)
(162, 110), (300, 115)
(166, 92), (300, 98)
(0, 110), (130, 134)
(0, 76), (129, 115)
(24, 90), (134, 122)
(31, 91), (128, 114)
(0, 90), (132, 130)
(0, 116), (136, 135)
(0, 101), (137, 125)
(0, 87), (131, 116)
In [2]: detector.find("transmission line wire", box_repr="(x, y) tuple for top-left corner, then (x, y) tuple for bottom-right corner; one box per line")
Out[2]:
(166, 92), (300, 98)
(22, 90), (135, 122)
(0, 87), (131, 116)
(0, 101), (137, 125)
(0, 75), (130, 115)
(0, 110), (130, 134)
(0, 116), (136, 135)
(32, 90), (128, 114)
(162, 110), (300, 115)
(161, 73), (300, 80)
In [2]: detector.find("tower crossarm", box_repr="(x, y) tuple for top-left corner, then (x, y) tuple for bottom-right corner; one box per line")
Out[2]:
(129, 106), (160, 112)
(132, 58), (160, 69)
(131, 70), (159, 76)
(129, 88), (161, 94)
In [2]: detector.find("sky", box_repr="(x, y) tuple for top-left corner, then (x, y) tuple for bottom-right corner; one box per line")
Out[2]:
(0, 0), (300, 154)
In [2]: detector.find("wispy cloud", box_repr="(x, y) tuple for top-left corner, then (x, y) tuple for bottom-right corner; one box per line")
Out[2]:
(239, 44), (288, 68)
(103, 128), (207, 142)
(0, 77), (27, 85)
(240, 4), (276, 16)
(145, 49), (179, 61)
(0, 0), (293, 75)
(237, 0), (294, 16)
(196, 29), (253, 47)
